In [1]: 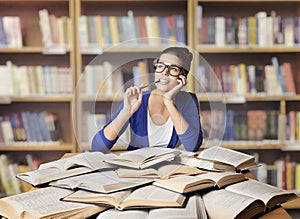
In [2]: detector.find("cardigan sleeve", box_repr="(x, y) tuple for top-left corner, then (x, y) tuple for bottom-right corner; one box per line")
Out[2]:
(176, 92), (203, 152)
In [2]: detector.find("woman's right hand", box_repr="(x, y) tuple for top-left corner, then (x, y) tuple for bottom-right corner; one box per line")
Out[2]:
(122, 86), (143, 116)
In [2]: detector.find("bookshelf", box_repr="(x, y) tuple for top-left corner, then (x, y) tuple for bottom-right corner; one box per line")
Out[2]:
(0, 0), (77, 169)
(193, 0), (300, 189)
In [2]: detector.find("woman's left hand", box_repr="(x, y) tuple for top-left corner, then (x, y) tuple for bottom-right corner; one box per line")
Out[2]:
(163, 75), (187, 102)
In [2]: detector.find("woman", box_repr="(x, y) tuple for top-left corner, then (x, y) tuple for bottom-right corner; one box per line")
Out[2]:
(92, 46), (203, 152)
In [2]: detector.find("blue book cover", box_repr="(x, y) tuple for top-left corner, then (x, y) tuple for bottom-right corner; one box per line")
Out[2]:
(0, 17), (7, 46)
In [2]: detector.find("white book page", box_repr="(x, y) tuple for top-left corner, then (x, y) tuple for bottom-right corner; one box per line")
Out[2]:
(120, 185), (185, 209)
(197, 146), (253, 166)
(64, 189), (131, 207)
(1, 187), (99, 218)
(97, 209), (148, 219)
(51, 171), (152, 193)
(148, 195), (207, 219)
(202, 189), (263, 219)
(39, 152), (115, 171)
(225, 178), (296, 206)
(117, 147), (178, 163)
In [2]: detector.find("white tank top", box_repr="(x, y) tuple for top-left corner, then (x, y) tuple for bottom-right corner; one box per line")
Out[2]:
(147, 109), (173, 147)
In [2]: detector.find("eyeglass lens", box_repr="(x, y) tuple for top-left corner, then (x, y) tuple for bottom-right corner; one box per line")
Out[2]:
(154, 62), (181, 76)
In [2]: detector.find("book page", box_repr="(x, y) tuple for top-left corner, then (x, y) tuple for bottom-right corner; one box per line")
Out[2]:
(119, 185), (186, 210)
(157, 163), (205, 179)
(116, 168), (160, 178)
(63, 189), (131, 207)
(39, 152), (115, 171)
(0, 187), (103, 219)
(202, 189), (265, 219)
(96, 209), (148, 219)
(197, 146), (254, 167)
(116, 147), (180, 163)
(50, 170), (153, 193)
(225, 178), (297, 207)
(153, 175), (214, 193)
(116, 163), (205, 179)
(148, 194), (208, 219)
(174, 156), (221, 171)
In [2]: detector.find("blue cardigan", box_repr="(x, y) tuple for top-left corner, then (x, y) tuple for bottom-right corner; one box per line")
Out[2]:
(91, 90), (203, 152)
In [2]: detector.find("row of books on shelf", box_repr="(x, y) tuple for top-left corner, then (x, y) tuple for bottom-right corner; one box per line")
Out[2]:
(201, 110), (279, 141)
(0, 61), (72, 96)
(197, 58), (296, 95)
(0, 146), (297, 218)
(81, 59), (153, 97)
(197, 7), (300, 47)
(81, 111), (129, 148)
(252, 158), (300, 191)
(0, 111), (61, 144)
(79, 11), (185, 51)
(0, 16), (22, 48)
(38, 9), (72, 49)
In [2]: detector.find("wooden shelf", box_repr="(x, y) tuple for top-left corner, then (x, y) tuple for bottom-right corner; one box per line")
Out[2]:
(0, 143), (74, 151)
(196, 45), (300, 53)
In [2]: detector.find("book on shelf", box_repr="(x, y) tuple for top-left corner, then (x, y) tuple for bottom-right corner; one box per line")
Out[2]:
(153, 171), (246, 194)
(62, 185), (186, 210)
(202, 178), (297, 219)
(49, 170), (153, 194)
(16, 152), (117, 186)
(0, 187), (106, 219)
(104, 147), (181, 169)
(96, 194), (207, 219)
(116, 162), (205, 179)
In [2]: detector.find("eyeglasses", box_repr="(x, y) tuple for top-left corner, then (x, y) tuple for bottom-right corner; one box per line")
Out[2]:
(153, 62), (184, 77)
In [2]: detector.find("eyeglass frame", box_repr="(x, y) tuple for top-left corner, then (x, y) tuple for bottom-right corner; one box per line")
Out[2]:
(153, 59), (188, 77)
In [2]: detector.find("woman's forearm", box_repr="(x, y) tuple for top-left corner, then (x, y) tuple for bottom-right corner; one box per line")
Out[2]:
(103, 109), (131, 140)
(164, 99), (189, 135)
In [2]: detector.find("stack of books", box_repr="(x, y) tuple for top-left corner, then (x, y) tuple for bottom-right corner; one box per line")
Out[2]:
(0, 146), (297, 219)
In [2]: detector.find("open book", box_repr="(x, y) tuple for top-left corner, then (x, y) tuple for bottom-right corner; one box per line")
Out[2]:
(225, 178), (297, 208)
(116, 162), (205, 179)
(49, 170), (153, 193)
(153, 171), (247, 193)
(178, 146), (258, 171)
(96, 194), (207, 219)
(16, 152), (117, 186)
(0, 187), (106, 219)
(104, 147), (181, 169)
(202, 189), (266, 219)
(202, 178), (297, 219)
(62, 185), (186, 210)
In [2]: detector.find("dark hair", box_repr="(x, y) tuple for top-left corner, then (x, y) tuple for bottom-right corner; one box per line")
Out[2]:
(159, 47), (193, 77)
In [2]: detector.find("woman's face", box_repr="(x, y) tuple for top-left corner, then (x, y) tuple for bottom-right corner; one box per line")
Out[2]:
(154, 53), (185, 92)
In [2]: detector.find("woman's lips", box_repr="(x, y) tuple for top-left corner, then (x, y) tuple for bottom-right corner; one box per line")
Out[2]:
(159, 78), (169, 85)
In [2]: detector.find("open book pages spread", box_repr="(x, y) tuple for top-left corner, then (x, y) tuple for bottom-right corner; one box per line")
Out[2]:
(49, 170), (153, 193)
(116, 162), (206, 179)
(176, 146), (258, 171)
(104, 147), (181, 169)
(96, 194), (207, 219)
(197, 146), (258, 171)
(153, 171), (247, 193)
(62, 185), (186, 210)
(225, 178), (297, 208)
(202, 178), (298, 219)
(202, 189), (266, 219)
(0, 186), (106, 219)
(16, 152), (117, 186)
